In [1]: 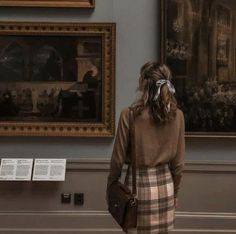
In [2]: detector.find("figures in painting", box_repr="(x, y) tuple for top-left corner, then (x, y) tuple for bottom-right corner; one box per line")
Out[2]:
(0, 36), (102, 122)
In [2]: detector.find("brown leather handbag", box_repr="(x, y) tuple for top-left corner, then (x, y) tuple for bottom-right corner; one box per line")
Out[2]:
(107, 108), (137, 233)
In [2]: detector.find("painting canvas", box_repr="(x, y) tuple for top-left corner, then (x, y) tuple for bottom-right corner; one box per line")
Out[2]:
(161, 0), (236, 137)
(0, 22), (115, 137)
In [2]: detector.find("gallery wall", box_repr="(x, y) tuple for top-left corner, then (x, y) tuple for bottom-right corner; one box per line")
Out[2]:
(0, 0), (235, 161)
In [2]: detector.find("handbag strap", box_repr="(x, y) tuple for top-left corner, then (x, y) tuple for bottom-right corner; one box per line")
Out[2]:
(129, 107), (137, 196)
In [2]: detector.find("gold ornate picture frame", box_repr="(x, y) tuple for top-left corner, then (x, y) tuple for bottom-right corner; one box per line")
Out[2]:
(0, 0), (95, 8)
(0, 22), (115, 137)
(160, 0), (236, 138)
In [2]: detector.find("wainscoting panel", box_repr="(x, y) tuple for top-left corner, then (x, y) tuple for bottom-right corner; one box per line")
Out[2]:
(0, 159), (235, 234)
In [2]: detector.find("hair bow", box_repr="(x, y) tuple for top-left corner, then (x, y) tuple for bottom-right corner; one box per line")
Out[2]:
(153, 79), (175, 101)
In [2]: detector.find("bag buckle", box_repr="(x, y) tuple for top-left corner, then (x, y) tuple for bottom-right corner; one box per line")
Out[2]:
(130, 198), (137, 206)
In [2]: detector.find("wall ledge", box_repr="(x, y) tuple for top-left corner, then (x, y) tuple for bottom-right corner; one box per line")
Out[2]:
(66, 159), (236, 172)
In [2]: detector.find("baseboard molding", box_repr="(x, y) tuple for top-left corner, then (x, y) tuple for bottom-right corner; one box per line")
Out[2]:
(1, 230), (235, 234)
(1, 230), (236, 234)
(0, 211), (236, 233)
(0, 229), (122, 234)
(172, 212), (236, 233)
(175, 211), (236, 229)
(171, 229), (236, 234)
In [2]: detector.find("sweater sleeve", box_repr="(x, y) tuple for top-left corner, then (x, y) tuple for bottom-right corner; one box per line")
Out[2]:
(169, 110), (185, 198)
(107, 108), (130, 191)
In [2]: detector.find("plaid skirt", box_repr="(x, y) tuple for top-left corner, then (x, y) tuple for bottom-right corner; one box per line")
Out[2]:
(124, 164), (175, 234)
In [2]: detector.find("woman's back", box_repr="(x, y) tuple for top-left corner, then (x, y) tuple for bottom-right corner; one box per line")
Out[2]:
(119, 106), (184, 168)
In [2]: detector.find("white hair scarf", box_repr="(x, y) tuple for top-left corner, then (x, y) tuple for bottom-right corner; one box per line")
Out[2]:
(153, 79), (175, 102)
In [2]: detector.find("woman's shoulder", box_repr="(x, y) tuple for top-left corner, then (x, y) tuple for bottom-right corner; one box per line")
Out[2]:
(116, 106), (130, 121)
(120, 106), (131, 118)
(117, 107), (131, 127)
(176, 108), (184, 118)
(175, 108), (185, 126)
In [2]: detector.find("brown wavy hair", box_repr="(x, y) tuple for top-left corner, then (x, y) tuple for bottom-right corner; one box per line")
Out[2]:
(132, 62), (177, 124)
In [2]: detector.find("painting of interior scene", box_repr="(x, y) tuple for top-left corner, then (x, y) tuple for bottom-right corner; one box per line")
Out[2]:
(0, 35), (102, 122)
(165, 0), (236, 134)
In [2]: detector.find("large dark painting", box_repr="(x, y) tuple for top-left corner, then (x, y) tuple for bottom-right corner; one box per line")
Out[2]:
(161, 0), (236, 137)
(0, 22), (115, 137)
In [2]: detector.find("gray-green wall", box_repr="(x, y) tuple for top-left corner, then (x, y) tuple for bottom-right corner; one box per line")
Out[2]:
(0, 0), (235, 161)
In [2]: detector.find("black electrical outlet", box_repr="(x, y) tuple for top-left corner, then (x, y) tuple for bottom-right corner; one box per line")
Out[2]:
(74, 193), (84, 205)
(61, 193), (71, 204)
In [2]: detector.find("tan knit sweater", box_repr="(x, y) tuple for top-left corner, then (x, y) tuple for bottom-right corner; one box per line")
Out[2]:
(107, 106), (185, 198)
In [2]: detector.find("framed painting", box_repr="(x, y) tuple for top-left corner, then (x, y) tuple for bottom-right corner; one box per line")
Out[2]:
(0, 22), (115, 137)
(0, 0), (95, 8)
(160, 0), (236, 137)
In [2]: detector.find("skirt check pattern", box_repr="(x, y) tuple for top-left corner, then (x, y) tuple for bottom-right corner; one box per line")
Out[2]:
(125, 164), (175, 234)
